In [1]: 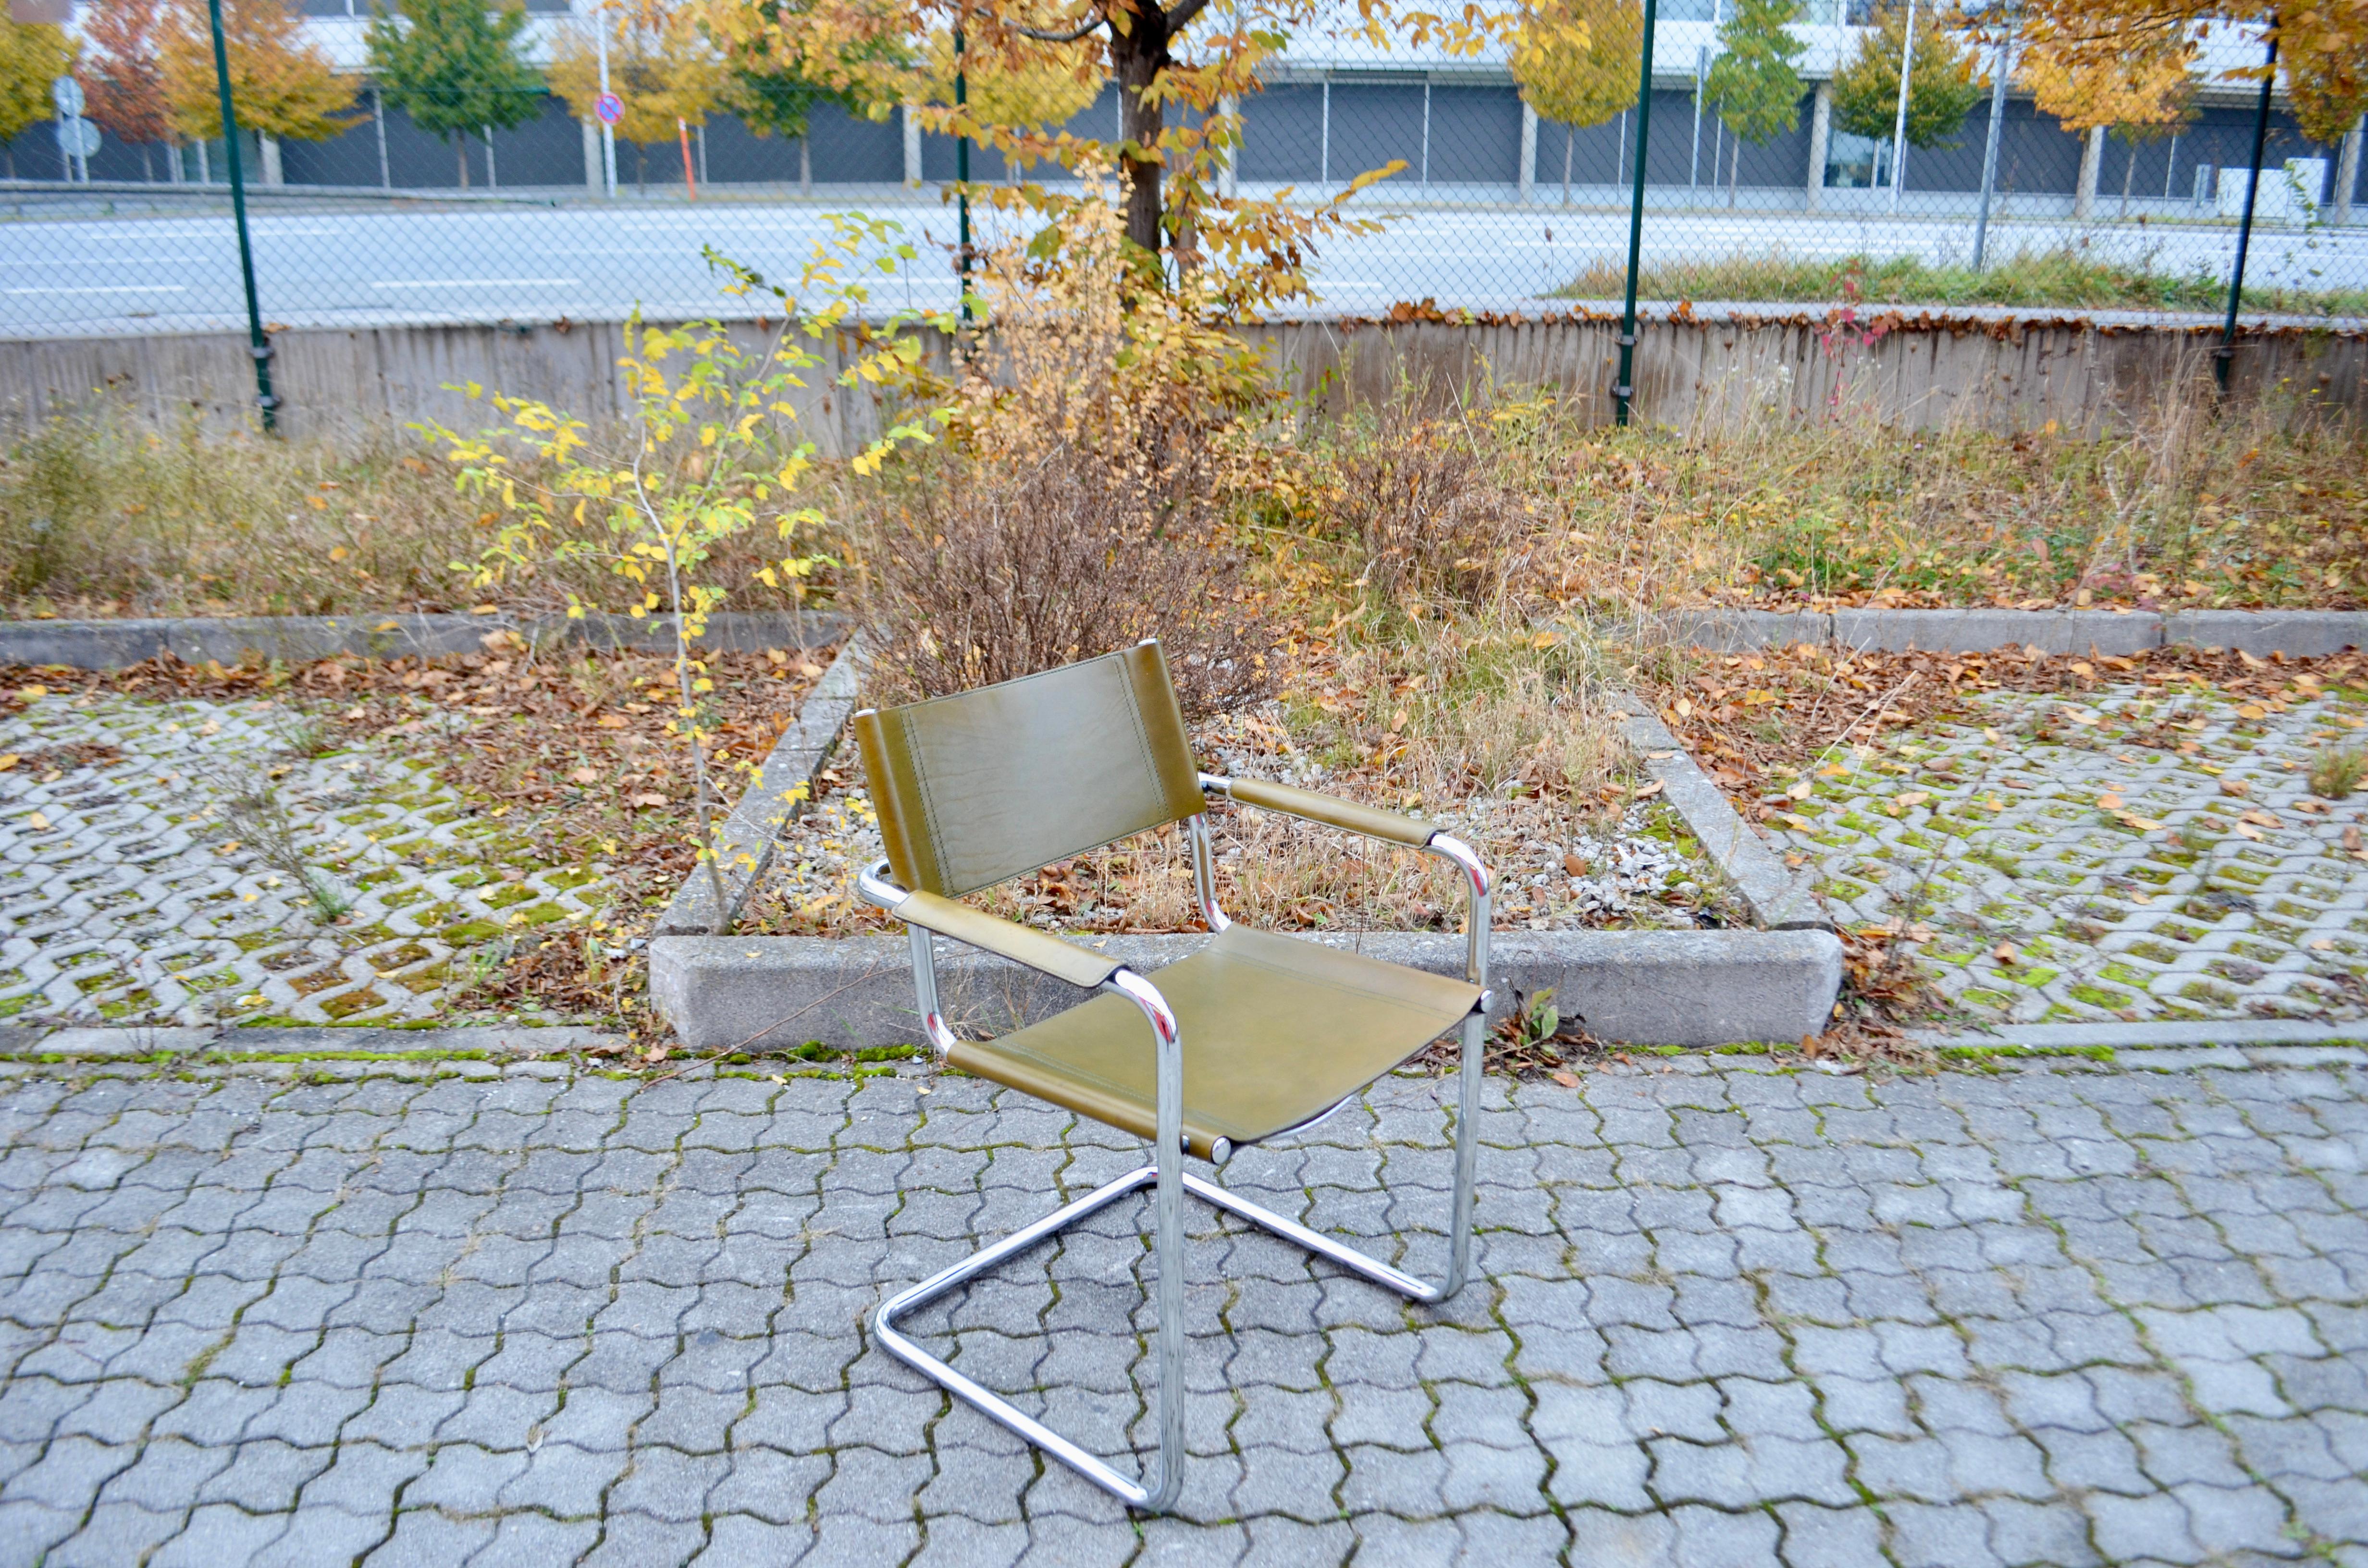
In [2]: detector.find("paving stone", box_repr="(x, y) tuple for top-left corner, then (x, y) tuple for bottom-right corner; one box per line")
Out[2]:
(0, 1041), (2359, 1565)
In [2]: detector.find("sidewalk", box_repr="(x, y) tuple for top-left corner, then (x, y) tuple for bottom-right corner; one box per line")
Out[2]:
(0, 1048), (2360, 1566)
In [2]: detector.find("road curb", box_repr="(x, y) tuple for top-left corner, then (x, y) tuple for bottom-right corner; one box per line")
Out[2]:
(649, 927), (1846, 1052)
(1612, 693), (1827, 931)
(654, 636), (868, 937)
(1644, 606), (2368, 658)
(1913, 1019), (2368, 1052)
(0, 610), (842, 670)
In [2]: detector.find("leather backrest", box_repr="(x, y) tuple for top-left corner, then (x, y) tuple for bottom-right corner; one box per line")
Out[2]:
(853, 641), (1205, 898)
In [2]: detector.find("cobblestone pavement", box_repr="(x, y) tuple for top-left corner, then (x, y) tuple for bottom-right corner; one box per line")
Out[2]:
(1768, 676), (2368, 1025)
(0, 693), (613, 1029)
(1, 1052), (2364, 1566)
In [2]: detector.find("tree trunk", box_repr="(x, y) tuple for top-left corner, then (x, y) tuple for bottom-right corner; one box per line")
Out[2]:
(1729, 134), (1739, 208)
(1562, 124), (1573, 208)
(799, 135), (811, 196)
(2121, 137), (2135, 218)
(1107, 7), (1172, 262)
(456, 135), (469, 189)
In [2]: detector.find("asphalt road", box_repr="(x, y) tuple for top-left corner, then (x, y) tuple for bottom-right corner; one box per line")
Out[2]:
(1, 195), (2362, 336)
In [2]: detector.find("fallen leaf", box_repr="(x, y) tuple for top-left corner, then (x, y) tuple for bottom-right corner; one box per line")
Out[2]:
(2312, 937), (2337, 951)
(2236, 704), (2267, 720)
(631, 792), (667, 808)
(2233, 821), (2264, 840)
(2241, 810), (2283, 829)
(569, 767), (601, 785)
(1563, 853), (1590, 877)
(15, 686), (44, 700)
(2119, 813), (2166, 831)
(597, 715), (630, 729)
(25, 811), (48, 831)
(2070, 661), (2094, 677)
(2348, 826), (2364, 853)
(471, 603), (501, 615)
(1390, 709), (1408, 734)
(1787, 778), (1813, 799)
(1994, 943), (2017, 964)
(2220, 779), (2251, 798)
(1550, 1070), (1579, 1088)
(1893, 791), (1930, 808)
(2097, 793), (2124, 809)
(1673, 698), (1693, 719)
(0, 755), (15, 772)
(1634, 780), (1664, 800)
(2064, 710), (2100, 726)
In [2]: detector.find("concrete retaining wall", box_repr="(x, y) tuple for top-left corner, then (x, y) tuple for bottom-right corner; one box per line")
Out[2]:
(7, 306), (2360, 448)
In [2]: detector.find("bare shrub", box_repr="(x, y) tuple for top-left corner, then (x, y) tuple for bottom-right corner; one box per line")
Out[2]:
(1324, 404), (1541, 612)
(858, 448), (1266, 718)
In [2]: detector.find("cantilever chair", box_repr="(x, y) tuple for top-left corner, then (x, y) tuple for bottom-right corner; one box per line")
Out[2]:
(852, 639), (1492, 1513)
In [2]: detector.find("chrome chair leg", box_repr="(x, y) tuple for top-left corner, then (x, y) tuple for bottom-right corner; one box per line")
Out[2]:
(872, 1009), (1485, 1513)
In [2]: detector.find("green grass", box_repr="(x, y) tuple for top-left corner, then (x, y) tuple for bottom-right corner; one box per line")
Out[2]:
(1553, 247), (2368, 317)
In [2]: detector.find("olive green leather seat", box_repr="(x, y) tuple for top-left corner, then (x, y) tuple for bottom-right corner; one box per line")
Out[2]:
(851, 639), (1492, 1515)
(951, 922), (1478, 1159)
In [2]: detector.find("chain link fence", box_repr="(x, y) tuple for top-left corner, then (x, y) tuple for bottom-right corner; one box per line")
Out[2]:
(0, 19), (2361, 344)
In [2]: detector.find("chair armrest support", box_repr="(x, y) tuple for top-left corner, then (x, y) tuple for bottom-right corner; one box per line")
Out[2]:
(1198, 775), (1492, 992)
(1205, 774), (1439, 848)
(857, 862), (1122, 992)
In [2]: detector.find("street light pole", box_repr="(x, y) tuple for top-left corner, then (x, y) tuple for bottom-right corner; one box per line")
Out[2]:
(1972, 22), (2011, 270)
(206, 0), (275, 434)
(1888, 0), (1918, 212)
(1615, 0), (1659, 426)
(2217, 24), (2279, 397)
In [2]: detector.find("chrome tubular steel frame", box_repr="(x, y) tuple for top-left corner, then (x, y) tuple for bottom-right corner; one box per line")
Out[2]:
(854, 799), (1491, 1513)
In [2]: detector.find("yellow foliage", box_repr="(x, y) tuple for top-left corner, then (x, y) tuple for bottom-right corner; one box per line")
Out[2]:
(0, 18), (75, 147)
(548, 0), (720, 141)
(1510, 0), (1640, 130)
(2020, 26), (2191, 135)
(159, 0), (358, 144)
(923, 26), (1098, 135)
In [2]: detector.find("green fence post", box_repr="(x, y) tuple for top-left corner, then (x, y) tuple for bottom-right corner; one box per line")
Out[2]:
(2217, 25), (2279, 399)
(207, 0), (276, 434)
(1614, 0), (1659, 427)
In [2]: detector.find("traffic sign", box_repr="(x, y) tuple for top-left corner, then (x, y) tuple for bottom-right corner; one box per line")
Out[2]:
(49, 76), (83, 118)
(54, 118), (98, 158)
(595, 92), (623, 127)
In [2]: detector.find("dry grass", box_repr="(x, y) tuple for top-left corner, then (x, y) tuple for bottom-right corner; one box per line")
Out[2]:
(1554, 246), (2368, 318)
(0, 403), (838, 620)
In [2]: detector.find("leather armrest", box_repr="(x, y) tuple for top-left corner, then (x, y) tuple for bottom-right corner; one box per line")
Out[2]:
(896, 890), (1124, 991)
(1223, 777), (1439, 849)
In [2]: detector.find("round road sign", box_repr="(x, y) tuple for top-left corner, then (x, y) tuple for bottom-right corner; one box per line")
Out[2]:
(54, 118), (99, 158)
(595, 92), (624, 127)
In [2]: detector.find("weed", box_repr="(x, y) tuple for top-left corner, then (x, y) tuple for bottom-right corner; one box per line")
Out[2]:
(2310, 745), (2368, 799)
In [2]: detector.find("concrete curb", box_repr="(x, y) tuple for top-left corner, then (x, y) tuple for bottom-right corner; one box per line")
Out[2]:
(1644, 606), (2368, 658)
(650, 928), (1846, 1051)
(0, 1023), (622, 1059)
(0, 610), (843, 670)
(654, 636), (867, 937)
(1612, 693), (1827, 931)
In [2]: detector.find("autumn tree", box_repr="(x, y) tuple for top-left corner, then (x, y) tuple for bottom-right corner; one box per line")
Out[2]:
(160, 0), (358, 155)
(925, 24), (1096, 175)
(1830, 0), (1983, 166)
(550, 0), (724, 190)
(0, 15), (74, 178)
(2021, 29), (2189, 218)
(699, 0), (1510, 296)
(80, 0), (173, 181)
(1509, 0), (1641, 206)
(1702, 0), (1803, 206)
(367, 0), (544, 189)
